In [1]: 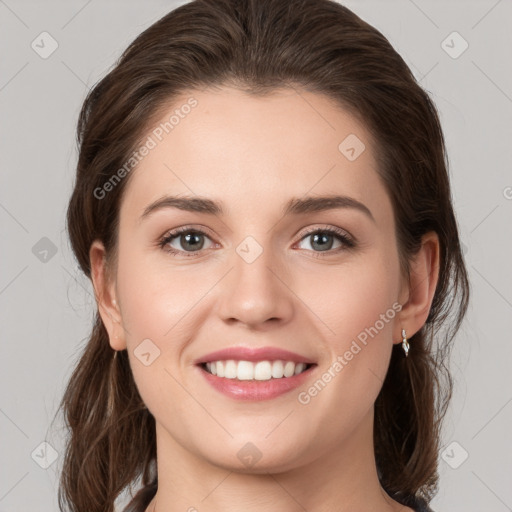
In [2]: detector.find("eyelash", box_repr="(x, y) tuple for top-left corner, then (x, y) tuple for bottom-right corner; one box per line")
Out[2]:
(157, 225), (356, 258)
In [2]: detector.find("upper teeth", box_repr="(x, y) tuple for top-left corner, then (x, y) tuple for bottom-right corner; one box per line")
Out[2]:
(205, 360), (308, 380)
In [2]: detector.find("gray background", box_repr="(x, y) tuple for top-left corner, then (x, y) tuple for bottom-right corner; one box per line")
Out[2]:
(1, 1), (511, 510)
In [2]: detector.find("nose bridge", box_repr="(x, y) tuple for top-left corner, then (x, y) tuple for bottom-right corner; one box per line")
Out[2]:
(217, 233), (294, 327)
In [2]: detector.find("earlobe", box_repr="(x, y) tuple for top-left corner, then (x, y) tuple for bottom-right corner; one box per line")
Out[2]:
(89, 240), (127, 350)
(395, 232), (440, 343)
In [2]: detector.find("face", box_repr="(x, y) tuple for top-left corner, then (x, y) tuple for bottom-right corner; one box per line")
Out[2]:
(102, 86), (408, 472)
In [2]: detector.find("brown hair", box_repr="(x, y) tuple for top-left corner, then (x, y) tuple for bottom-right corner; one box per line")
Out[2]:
(56, 0), (470, 510)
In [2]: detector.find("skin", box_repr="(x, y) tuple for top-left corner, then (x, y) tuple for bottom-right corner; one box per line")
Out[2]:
(90, 86), (439, 512)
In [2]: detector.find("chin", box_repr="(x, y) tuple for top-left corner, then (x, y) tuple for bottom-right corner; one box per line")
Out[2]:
(198, 437), (309, 475)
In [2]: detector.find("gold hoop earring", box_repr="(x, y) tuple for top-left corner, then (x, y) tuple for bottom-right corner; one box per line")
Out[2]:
(401, 329), (409, 357)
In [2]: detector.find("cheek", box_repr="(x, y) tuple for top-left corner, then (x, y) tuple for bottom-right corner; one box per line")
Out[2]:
(301, 251), (399, 342)
(115, 239), (202, 340)
(113, 243), (222, 409)
(286, 253), (401, 450)
(299, 250), (400, 399)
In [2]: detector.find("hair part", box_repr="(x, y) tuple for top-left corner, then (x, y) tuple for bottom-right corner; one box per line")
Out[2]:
(57, 0), (470, 510)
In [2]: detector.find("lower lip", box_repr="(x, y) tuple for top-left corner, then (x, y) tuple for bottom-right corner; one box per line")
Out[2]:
(198, 364), (316, 401)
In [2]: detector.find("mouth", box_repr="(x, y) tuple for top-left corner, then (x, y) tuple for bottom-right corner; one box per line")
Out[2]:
(194, 346), (318, 400)
(199, 360), (317, 381)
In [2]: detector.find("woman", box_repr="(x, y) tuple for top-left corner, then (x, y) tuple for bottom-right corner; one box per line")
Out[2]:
(57, 0), (470, 511)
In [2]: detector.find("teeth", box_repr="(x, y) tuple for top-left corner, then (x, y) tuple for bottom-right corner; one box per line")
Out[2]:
(255, 361), (272, 380)
(238, 361), (254, 380)
(271, 360), (284, 378)
(284, 361), (295, 377)
(225, 360), (237, 378)
(204, 360), (310, 380)
(294, 363), (306, 375)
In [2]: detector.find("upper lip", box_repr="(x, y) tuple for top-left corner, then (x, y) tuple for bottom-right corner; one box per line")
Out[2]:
(195, 346), (316, 365)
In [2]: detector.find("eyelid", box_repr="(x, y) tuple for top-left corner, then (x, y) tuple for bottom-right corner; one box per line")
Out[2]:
(160, 223), (217, 240)
(295, 224), (354, 242)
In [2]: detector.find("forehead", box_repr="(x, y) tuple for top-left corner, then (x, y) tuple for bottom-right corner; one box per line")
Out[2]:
(120, 85), (391, 224)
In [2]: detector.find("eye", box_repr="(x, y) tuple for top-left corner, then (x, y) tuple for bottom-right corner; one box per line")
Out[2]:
(295, 226), (355, 254)
(158, 225), (355, 258)
(158, 226), (215, 257)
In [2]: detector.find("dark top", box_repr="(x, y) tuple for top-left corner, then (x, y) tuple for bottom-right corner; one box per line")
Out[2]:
(122, 484), (435, 512)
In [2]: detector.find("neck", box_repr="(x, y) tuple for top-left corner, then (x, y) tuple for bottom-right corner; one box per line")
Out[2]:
(145, 407), (409, 512)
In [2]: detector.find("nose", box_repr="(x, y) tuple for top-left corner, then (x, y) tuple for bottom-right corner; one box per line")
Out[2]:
(215, 239), (295, 330)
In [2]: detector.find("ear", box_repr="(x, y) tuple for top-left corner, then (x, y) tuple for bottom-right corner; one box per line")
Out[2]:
(89, 240), (127, 350)
(395, 231), (440, 342)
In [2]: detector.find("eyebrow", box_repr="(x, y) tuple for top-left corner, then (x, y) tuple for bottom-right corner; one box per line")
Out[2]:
(140, 194), (375, 223)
